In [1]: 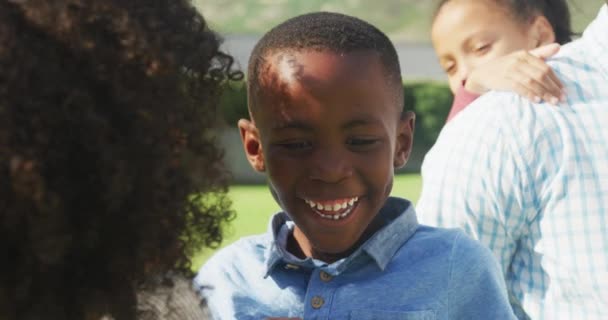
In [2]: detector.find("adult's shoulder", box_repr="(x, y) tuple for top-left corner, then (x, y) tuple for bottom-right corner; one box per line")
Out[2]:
(443, 87), (567, 162)
(547, 35), (594, 74)
(463, 89), (557, 128)
(467, 35), (600, 124)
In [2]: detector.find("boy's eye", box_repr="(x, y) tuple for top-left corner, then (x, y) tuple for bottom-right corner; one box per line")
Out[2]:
(277, 140), (312, 150)
(347, 137), (379, 149)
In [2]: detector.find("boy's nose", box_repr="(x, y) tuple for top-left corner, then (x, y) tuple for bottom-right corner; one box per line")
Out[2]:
(308, 147), (353, 183)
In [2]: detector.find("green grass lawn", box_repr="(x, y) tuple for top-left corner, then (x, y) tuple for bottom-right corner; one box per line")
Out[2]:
(191, 173), (421, 270)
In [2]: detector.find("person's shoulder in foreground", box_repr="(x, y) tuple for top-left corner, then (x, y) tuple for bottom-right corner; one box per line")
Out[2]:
(0, 0), (238, 319)
(196, 198), (515, 320)
(418, 4), (608, 319)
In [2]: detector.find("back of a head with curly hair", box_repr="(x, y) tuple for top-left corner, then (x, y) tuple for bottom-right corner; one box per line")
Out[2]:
(0, 0), (239, 319)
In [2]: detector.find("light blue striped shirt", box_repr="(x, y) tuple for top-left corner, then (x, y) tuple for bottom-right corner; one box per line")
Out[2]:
(417, 5), (608, 320)
(195, 198), (515, 320)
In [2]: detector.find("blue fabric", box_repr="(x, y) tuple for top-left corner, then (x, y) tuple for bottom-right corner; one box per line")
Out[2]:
(195, 198), (515, 320)
(417, 5), (608, 320)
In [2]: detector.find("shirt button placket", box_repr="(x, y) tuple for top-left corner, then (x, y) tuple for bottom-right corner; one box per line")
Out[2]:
(304, 269), (335, 319)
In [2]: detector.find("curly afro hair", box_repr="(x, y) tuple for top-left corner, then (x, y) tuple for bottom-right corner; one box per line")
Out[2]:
(0, 0), (239, 319)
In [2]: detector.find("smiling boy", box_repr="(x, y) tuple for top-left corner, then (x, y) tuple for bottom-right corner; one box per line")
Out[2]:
(195, 12), (516, 320)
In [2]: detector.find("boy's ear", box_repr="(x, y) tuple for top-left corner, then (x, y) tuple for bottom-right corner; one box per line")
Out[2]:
(238, 119), (265, 172)
(529, 15), (556, 47)
(394, 111), (415, 169)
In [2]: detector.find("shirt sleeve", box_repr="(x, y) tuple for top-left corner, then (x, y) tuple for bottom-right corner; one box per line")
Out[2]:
(447, 232), (517, 319)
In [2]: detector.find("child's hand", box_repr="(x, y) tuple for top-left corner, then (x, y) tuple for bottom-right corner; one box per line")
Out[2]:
(465, 43), (565, 104)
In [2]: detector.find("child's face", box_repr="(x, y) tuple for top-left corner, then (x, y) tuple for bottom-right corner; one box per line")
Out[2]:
(240, 50), (414, 262)
(432, 0), (539, 93)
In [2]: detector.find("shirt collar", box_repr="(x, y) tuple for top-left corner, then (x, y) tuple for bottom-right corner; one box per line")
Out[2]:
(263, 197), (419, 277)
(361, 198), (419, 270)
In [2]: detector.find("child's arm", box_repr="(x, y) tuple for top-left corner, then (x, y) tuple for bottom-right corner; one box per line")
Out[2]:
(465, 43), (565, 105)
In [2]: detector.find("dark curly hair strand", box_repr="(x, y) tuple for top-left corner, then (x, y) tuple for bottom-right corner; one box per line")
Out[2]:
(0, 0), (239, 319)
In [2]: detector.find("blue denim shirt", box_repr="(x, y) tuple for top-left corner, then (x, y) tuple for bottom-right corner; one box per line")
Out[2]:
(195, 197), (515, 320)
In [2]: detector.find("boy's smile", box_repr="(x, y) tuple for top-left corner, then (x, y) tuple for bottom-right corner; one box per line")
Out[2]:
(240, 50), (414, 263)
(304, 196), (359, 220)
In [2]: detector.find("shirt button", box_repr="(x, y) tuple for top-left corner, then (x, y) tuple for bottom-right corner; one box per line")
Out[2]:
(311, 296), (325, 309)
(319, 271), (332, 282)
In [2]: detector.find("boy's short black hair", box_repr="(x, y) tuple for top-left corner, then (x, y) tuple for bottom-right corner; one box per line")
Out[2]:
(248, 12), (403, 111)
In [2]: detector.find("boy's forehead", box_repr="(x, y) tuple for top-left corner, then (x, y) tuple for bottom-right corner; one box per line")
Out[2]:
(252, 51), (362, 115)
(250, 49), (401, 130)
(258, 49), (380, 89)
(252, 49), (386, 110)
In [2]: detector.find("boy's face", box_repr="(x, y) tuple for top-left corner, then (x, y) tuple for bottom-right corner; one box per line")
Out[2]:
(240, 50), (414, 262)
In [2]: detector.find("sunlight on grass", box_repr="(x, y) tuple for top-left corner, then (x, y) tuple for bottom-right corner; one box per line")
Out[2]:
(191, 173), (421, 270)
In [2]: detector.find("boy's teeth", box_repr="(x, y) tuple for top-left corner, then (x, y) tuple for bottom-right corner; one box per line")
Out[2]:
(316, 205), (356, 221)
(304, 196), (359, 220)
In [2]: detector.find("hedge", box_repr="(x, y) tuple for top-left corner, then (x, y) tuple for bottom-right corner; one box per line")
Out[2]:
(402, 82), (453, 148)
(218, 80), (453, 150)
